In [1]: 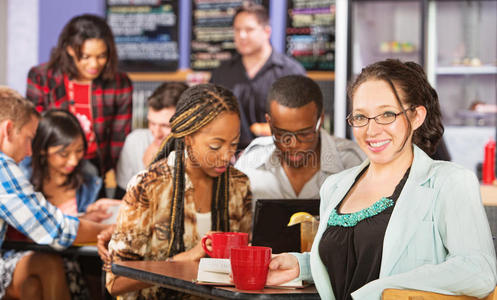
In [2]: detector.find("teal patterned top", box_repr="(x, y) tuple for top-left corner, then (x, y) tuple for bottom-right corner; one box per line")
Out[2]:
(327, 197), (395, 227)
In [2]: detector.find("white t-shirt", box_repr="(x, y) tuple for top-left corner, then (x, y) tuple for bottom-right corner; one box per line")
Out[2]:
(116, 129), (154, 189)
(196, 212), (212, 238)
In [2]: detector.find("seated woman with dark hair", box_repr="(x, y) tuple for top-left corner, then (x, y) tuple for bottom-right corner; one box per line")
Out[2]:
(18, 109), (119, 298)
(21, 109), (118, 221)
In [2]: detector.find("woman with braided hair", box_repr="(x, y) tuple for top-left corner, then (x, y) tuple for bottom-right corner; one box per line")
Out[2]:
(105, 83), (252, 299)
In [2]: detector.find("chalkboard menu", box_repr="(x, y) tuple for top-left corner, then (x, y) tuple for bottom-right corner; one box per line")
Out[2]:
(190, 0), (245, 71)
(286, 0), (335, 71)
(106, 0), (179, 72)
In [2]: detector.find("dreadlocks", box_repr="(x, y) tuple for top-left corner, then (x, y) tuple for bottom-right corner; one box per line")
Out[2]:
(151, 83), (240, 257)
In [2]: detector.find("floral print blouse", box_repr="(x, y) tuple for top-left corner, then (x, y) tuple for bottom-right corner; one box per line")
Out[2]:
(106, 152), (252, 300)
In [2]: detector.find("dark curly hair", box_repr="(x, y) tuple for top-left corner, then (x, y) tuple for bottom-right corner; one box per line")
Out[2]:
(347, 59), (443, 155)
(47, 14), (118, 81)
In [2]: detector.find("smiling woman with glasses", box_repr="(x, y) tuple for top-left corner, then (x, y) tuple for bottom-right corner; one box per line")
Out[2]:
(267, 59), (496, 300)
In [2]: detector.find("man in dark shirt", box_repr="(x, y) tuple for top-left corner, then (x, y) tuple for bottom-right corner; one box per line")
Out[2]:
(210, 3), (305, 149)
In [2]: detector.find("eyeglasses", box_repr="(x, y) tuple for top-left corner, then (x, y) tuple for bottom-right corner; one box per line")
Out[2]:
(347, 106), (417, 128)
(270, 118), (321, 144)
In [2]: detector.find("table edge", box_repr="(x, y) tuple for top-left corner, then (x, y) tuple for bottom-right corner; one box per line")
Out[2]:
(111, 262), (215, 298)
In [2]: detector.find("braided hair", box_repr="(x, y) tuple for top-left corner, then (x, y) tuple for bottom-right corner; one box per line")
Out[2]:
(151, 83), (240, 257)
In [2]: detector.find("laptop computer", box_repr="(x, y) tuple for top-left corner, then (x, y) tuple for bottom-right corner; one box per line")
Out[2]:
(251, 199), (320, 254)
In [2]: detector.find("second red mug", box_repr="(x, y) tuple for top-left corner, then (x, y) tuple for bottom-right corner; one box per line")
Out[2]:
(230, 246), (272, 290)
(201, 232), (249, 258)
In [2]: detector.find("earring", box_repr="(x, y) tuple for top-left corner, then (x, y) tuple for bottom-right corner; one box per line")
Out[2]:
(186, 144), (199, 165)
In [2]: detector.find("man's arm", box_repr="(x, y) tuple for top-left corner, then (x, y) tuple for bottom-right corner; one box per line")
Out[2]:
(0, 157), (79, 249)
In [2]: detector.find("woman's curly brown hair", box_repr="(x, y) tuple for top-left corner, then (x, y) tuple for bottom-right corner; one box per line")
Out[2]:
(347, 59), (443, 155)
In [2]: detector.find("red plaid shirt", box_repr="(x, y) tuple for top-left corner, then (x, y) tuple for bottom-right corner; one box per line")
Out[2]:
(26, 64), (133, 174)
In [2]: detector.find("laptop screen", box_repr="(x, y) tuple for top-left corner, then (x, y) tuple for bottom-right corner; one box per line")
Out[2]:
(251, 199), (319, 254)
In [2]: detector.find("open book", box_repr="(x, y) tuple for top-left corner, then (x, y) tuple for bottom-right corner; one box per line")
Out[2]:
(196, 258), (308, 288)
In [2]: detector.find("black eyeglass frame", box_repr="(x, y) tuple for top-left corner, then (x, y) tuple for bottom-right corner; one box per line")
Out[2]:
(346, 106), (417, 128)
(270, 117), (322, 144)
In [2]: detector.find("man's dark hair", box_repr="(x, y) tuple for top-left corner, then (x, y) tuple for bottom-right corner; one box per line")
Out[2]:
(267, 75), (323, 115)
(233, 2), (269, 26)
(147, 82), (188, 111)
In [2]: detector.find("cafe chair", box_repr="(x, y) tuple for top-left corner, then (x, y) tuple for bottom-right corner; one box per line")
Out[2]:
(382, 287), (497, 300)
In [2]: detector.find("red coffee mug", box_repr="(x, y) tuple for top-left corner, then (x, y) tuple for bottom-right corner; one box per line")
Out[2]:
(201, 232), (249, 258)
(230, 246), (272, 290)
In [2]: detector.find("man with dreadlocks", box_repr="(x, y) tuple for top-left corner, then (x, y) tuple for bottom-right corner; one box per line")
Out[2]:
(105, 84), (252, 299)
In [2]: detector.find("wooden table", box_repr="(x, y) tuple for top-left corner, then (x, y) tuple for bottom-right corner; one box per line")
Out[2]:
(112, 260), (319, 299)
(382, 287), (497, 300)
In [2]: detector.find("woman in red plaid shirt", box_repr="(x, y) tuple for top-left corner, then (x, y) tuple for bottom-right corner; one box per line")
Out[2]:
(26, 14), (133, 181)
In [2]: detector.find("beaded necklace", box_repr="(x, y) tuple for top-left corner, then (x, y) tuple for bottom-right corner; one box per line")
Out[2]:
(327, 197), (394, 227)
(327, 166), (411, 228)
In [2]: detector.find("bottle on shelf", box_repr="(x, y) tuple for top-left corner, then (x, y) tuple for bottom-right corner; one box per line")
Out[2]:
(482, 139), (496, 184)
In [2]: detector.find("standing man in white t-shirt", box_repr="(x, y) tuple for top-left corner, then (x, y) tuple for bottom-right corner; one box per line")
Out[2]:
(115, 82), (188, 198)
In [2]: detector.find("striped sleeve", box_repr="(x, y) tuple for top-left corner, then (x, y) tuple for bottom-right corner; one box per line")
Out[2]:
(0, 155), (79, 249)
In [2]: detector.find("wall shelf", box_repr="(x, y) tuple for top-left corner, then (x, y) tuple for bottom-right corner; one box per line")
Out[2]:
(127, 69), (335, 82)
(436, 65), (497, 75)
(127, 69), (192, 82)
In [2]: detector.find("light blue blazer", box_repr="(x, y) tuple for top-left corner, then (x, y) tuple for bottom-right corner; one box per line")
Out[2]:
(293, 145), (497, 300)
